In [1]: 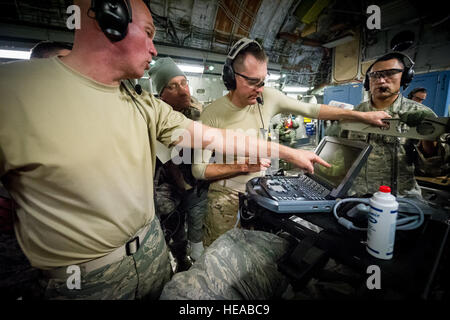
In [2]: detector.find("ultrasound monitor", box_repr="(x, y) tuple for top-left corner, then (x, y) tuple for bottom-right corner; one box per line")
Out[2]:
(245, 136), (372, 213)
(312, 136), (373, 198)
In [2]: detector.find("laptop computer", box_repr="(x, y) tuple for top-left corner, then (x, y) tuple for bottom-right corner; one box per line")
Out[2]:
(245, 136), (372, 213)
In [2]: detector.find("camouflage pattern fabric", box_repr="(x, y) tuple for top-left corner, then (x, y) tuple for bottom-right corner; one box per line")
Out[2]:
(160, 228), (291, 300)
(34, 217), (172, 300)
(160, 228), (369, 300)
(180, 105), (201, 121)
(203, 183), (240, 247)
(330, 95), (437, 197)
(155, 180), (187, 258)
(154, 182), (182, 219)
(184, 186), (208, 243)
(155, 181), (208, 259)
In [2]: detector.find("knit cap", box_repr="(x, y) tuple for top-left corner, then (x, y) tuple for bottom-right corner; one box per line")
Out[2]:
(149, 57), (186, 95)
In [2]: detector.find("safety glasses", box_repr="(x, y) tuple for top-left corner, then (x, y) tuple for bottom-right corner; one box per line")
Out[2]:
(235, 72), (265, 88)
(368, 68), (403, 80)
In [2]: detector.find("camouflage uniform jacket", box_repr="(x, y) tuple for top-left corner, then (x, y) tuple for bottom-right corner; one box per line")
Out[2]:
(338, 94), (437, 197)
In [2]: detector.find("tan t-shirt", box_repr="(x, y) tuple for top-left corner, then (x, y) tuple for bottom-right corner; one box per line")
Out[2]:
(0, 57), (192, 269)
(192, 87), (320, 192)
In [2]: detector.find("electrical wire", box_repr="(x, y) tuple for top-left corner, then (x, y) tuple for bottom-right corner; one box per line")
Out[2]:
(333, 197), (425, 231)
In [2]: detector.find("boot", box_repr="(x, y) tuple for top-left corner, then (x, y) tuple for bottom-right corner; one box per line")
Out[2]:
(189, 241), (204, 261)
(170, 241), (193, 272)
(174, 255), (193, 272)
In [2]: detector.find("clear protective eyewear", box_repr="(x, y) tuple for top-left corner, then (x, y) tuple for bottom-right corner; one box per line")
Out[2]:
(368, 68), (403, 80)
(235, 72), (265, 88)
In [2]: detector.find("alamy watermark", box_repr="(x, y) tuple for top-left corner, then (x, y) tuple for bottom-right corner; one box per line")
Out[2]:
(366, 265), (381, 290)
(65, 4), (381, 31)
(367, 5), (381, 30)
(66, 5), (81, 30)
(66, 265), (81, 290)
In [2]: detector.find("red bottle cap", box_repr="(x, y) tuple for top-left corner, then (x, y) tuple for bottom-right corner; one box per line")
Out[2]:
(379, 185), (391, 193)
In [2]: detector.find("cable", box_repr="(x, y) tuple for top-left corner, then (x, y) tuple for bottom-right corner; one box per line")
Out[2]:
(333, 197), (425, 231)
(333, 198), (370, 231)
(395, 198), (425, 230)
(257, 104), (265, 130)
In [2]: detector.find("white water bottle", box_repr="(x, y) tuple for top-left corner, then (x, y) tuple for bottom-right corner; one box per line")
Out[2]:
(366, 185), (399, 260)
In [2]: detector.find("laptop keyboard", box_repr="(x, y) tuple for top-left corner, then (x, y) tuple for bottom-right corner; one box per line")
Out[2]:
(295, 175), (328, 200)
(260, 176), (328, 201)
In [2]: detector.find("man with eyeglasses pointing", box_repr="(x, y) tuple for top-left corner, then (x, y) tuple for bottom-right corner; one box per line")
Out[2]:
(192, 38), (392, 246)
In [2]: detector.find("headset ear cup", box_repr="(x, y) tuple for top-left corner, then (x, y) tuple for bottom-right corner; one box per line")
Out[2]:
(364, 61), (375, 91)
(364, 73), (370, 91)
(93, 0), (131, 42)
(222, 60), (236, 90)
(401, 67), (415, 89)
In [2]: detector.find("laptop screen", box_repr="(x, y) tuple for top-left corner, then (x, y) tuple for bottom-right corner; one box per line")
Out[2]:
(310, 137), (372, 197)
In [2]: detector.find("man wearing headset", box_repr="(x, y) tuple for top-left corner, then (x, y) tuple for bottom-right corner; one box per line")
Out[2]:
(331, 52), (439, 197)
(192, 38), (391, 246)
(0, 0), (333, 299)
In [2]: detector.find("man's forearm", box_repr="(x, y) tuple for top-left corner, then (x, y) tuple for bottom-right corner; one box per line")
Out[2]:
(204, 163), (250, 180)
(180, 122), (327, 174)
(317, 104), (390, 127)
(188, 123), (280, 161)
(318, 104), (363, 121)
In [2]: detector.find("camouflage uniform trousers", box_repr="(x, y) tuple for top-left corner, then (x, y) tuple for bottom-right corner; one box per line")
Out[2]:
(185, 185), (208, 243)
(160, 228), (364, 300)
(160, 228), (292, 300)
(155, 183), (208, 256)
(203, 183), (240, 247)
(34, 217), (172, 300)
(154, 182), (187, 257)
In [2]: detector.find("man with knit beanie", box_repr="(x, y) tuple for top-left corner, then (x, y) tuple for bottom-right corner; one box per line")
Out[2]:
(149, 57), (207, 267)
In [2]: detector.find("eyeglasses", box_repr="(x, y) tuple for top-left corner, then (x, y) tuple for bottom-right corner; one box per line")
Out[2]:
(368, 68), (403, 80)
(166, 79), (189, 91)
(235, 72), (265, 88)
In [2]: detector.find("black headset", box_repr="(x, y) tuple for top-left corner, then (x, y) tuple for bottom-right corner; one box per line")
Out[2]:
(363, 52), (415, 91)
(89, 0), (132, 42)
(90, 1), (142, 94)
(222, 38), (263, 90)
